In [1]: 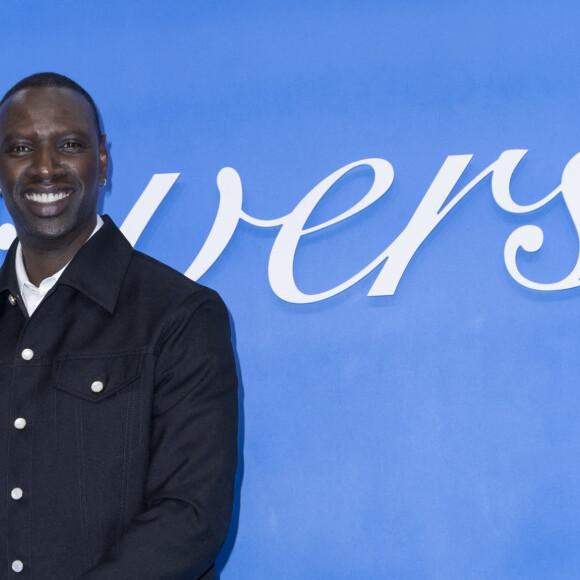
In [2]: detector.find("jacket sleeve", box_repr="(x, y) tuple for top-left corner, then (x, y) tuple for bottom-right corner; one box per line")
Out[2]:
(81, 289), (239, 580)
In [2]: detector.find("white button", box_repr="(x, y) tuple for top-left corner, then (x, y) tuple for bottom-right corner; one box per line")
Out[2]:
(21, 349), (33, 361)
(11, 560), (23, 573)
(91, 380), (104, 393)
(11, 488), (22, 500)
(14, 418), (26, 430)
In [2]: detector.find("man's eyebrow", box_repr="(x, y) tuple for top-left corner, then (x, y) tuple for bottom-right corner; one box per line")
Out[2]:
(0, 133), (29, 147)
(57, 130), (94, 139)
(2, 130), (93, 143)
(2, 133), (29, 141)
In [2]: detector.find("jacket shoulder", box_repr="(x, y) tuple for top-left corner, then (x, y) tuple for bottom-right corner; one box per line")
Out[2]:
(127, 250), (225, 307)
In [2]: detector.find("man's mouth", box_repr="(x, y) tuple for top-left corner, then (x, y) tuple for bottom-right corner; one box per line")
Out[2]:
(24, 191), (71, 204)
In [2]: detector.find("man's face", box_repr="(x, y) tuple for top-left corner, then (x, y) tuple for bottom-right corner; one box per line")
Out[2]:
(0, 86), (107, 247)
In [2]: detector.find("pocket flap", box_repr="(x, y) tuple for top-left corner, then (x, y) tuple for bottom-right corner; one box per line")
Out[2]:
(55, 354), (141, 402)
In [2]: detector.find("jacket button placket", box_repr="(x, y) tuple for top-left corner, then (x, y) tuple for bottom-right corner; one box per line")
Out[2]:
(7, 341), (38, 575)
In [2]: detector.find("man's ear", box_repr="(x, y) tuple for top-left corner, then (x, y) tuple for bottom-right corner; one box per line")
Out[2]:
(99, 134), (108, 183)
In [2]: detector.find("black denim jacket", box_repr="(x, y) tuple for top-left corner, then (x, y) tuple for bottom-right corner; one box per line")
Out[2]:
(0, 216), (238, 579)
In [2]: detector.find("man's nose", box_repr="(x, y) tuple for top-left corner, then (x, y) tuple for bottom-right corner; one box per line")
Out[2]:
(28, 144), (63, 179)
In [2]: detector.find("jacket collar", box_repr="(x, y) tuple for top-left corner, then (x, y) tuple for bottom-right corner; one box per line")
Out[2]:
(0, 215), (133, 314)
(0, 238), (19, 297)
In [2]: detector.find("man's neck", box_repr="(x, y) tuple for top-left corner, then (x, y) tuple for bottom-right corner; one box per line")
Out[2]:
(19, 216), (101, 286)
(21, 247), (77, 287)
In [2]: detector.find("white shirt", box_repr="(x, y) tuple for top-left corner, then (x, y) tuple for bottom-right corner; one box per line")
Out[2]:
(16, 215), (104, 316)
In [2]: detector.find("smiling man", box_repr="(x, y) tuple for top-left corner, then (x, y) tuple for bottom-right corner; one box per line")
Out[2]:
(0, 73), (238, 579)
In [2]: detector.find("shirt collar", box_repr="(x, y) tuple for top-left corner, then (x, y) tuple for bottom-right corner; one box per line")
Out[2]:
(0, 215), (133, 314)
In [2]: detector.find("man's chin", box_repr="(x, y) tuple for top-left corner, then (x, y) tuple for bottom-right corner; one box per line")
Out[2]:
(18, 218), (93, 248)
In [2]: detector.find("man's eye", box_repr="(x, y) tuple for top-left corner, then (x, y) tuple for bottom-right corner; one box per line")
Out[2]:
(62, 141), (84, 150)
(9, 144), (31, 153)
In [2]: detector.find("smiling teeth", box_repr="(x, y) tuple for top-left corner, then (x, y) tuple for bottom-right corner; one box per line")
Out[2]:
(25, 192), (70, 204)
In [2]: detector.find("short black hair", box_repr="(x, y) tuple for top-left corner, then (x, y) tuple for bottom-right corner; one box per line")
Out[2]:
(0, 72), (102, 139)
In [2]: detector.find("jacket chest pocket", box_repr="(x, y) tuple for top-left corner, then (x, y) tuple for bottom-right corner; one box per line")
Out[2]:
(55, 354), (141, 402)
(53, 354), (144, 458)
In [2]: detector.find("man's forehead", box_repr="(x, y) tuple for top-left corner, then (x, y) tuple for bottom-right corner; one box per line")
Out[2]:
(2, 86), (88, 111)
(0, 87), (95, 132)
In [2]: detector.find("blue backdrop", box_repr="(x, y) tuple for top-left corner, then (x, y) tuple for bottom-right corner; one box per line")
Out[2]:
(2, 1), (580, 578)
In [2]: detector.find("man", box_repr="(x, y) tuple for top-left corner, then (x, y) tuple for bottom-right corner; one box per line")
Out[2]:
(0, 73), (238, 579)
